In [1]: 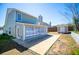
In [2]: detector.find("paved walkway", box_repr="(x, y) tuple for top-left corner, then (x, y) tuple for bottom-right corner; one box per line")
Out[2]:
(29, 35), (61, 54)
(13, 34), (61, 55)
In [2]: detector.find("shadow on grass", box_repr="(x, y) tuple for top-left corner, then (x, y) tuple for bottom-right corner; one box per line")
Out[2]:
(0, 34), (52, 54)
(0, 40), (28, 54)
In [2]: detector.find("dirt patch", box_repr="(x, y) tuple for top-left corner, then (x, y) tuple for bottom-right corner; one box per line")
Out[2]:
(46, 34), (77, 55)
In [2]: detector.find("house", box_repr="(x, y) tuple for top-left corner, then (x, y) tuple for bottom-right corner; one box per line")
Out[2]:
(3, 8), (48, 40)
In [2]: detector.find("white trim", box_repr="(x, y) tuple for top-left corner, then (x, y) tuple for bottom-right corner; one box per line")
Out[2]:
(23, 25), (25, 40)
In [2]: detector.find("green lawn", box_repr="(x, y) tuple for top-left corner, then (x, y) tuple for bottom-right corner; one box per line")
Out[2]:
(72, 31), (79, 34)
(71, 47), (79, 55)
(71, 31), (79, 55)
(0, 33), (14, 44)
(0, 33), (14, 40)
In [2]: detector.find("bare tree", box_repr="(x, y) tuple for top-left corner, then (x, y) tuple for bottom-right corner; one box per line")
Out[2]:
(60, 3), (79, 31)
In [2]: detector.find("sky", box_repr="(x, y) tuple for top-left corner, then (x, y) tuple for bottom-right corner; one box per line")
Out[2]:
(0, 3), (74, 27)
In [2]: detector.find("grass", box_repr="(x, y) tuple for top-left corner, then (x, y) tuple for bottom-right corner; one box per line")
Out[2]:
(0, 33), (14, 45)
(72, 30), (79, 34)
(46, 34), (77, 55)
(59, 34), (76, 47)
(71, 47), (79, 55)
(0, 33), (15, 54)
(0, 33), (14, 39)
(0, 33), (36, 54)
(70, 30), (79, 54)
(62, 34), (79, 55)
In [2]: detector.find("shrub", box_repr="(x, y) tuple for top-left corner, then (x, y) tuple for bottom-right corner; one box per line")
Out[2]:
(0, 33), (15, 41)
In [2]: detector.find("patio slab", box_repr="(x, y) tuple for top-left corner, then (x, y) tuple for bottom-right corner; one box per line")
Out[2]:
(29, 35), (61, 55)
(13, 34), (61, 55)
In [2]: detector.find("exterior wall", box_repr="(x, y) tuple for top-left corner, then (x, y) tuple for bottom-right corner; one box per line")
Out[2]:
(26, 25), (47, 40)
(24, 25), (48, 40)
(3, 8), (38, 37)
(57, 26), (68, 33)
(16, 23), (24, 40)
(16, 22), (48, 40)
(3, 8), (16, 37)
(4, 8), (48, 40)
(16, 11), (38, 24)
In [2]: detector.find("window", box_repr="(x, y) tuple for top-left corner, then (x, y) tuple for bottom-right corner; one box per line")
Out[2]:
(16, 11), (21, 20)
(17, 13), (21, 20)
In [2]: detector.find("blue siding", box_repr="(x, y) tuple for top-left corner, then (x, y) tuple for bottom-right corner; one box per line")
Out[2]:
(16, 11), (38, 24)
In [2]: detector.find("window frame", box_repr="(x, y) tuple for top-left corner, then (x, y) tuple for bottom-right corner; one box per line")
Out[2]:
(16, 11), (22, 21)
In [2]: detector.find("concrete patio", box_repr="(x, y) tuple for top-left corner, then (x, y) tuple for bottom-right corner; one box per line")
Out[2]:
(13, 34), (61, 55)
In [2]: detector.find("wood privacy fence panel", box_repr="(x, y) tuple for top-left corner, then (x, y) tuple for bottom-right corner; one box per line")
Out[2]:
(48, 26), (57, 32)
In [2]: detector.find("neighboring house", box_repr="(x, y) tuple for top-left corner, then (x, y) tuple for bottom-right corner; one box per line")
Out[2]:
(3, 8), (48, 40)
(38, 15), (50, 26)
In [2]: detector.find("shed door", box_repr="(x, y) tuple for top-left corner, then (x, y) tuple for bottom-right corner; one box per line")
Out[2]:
(60, 27), (66, 33)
